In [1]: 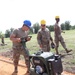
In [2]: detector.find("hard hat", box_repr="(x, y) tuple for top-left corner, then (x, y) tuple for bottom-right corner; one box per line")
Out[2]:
(55, 16), (60, 19)
(40, 20), (46, 25)
(23, 20), (31, 28)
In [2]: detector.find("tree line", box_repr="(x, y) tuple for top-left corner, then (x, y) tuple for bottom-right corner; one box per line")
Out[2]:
(0, 21), (75, 38)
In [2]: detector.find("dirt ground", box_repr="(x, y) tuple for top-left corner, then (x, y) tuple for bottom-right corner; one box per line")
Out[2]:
(0, 56), (75, 75)
(0, 56), (27, 75)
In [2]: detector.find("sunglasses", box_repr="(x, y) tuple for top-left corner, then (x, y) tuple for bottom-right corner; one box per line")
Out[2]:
(41, 25), (45, 26)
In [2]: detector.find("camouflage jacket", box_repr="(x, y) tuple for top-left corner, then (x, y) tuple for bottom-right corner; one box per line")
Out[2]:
(37, 28), (53, 45)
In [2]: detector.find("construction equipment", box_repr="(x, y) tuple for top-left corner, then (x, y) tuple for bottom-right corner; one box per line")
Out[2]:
(20, 36), (32, 55)
(29, 51), (63, 75)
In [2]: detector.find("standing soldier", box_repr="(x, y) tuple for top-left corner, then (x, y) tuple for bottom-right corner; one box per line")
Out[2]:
(1, 36), (4, 44)
(54, 16), (72, 54)
(37, 20), (54, 52)
(10, 20), (32, 75)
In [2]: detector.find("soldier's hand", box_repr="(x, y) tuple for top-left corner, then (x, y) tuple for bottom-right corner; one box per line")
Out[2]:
(51, 42), (55, 49)
(26, 37), (31, 41)
(40, 44), (42, 48)
(17, 38), (21, 43)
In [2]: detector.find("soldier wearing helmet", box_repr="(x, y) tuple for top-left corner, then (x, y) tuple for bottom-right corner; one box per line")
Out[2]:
(37, 20), (54, 52)
(54, 16), (72, 54)
(10, 20), (32, 75)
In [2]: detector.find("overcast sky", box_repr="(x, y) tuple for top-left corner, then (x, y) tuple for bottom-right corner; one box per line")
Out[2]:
(0, 0), (75, 33)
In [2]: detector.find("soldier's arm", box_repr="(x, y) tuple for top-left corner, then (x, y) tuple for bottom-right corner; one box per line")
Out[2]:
(10, 34), (21, 43)
(25, 31), (32, 41)
(10, 29), (21, 43)
(49, 31), (53, 42)
(60, 26), (65, 33)
(37, 32), (42, 45)
(50, 37), (53, 42)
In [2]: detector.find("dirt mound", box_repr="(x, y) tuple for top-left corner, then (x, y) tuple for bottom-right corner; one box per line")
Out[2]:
(60, 50), (75, 74)
(0, 56), (27, 75)
(0, 50), (13, 58)
(0, 51), (75, 75)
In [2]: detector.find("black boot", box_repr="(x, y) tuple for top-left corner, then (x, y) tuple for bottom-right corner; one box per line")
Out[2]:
(12, 66), (18, 75)
(65, 49), (72, 53)
(13, 66), (18, 73)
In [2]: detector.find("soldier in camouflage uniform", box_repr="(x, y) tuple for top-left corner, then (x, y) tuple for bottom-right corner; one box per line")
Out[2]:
(10, 20), (32, 75)
(1, 36), (4, 44)
(37, 20), (54, 52)
(54, 16), (72, 54)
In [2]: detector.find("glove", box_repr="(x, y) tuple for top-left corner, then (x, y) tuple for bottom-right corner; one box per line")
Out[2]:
(51, 42), (55, 49)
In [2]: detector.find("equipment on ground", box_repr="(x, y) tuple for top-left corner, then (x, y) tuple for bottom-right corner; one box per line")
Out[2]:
(29, 51), (63, 75)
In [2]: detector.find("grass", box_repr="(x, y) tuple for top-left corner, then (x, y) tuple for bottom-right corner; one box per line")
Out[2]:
(0, 30), (75, 73)
(0, 38), (12, 52)
(0, 30), (75, 53)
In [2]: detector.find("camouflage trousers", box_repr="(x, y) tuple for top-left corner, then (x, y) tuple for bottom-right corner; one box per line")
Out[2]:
(41, 43), (50, 52)
(55, 35), (66, 49)
(12, 46), (30, 70)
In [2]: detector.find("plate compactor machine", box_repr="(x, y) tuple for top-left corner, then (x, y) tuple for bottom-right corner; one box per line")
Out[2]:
(29, 51), (63, 75)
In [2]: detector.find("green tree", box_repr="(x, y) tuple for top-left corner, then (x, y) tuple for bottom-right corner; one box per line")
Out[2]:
(47, 25), (54, 31)
(10, 28), (14, 34)
(64, 21), (71, 30)
(61, 23), (65, 30)
(33, 22), (40, 34)
(71, 25), (75, 29)
(5, 29), (10, 38)
(29, 27), (33, 34)
(0, 31), (3, 38)
(5, 28), (15, 38)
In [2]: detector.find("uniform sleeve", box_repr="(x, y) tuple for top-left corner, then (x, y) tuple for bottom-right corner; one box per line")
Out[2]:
(49, 31), (53, 41)
(11, 29), (18, 37)
(37, 31), (42, 45)
(46, 28), (53, 41)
